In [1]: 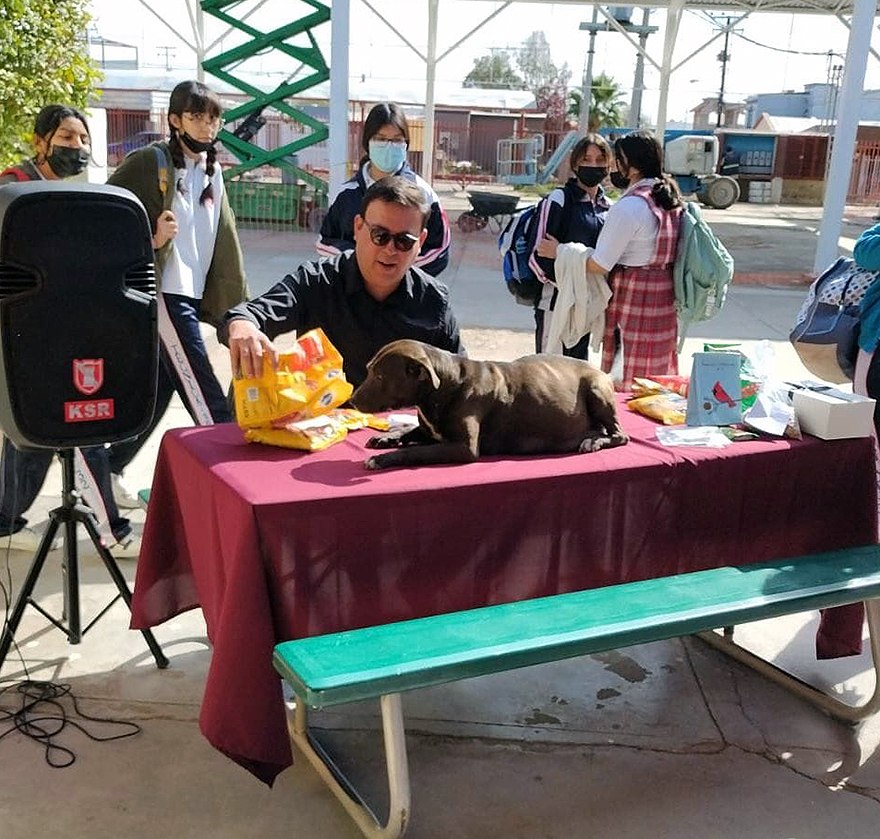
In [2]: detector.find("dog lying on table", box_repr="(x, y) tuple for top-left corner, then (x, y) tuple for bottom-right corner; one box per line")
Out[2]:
(350, 339), (628, 470)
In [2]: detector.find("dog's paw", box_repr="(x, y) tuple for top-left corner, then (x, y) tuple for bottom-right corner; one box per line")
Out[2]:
(578, 436), (607, 454)
(365, 433), (401, 449)
(579, 432), (628, 453)
(363, 455), (382, 470)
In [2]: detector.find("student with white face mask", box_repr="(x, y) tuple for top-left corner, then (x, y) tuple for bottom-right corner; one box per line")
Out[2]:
(317, 102), (450, 276)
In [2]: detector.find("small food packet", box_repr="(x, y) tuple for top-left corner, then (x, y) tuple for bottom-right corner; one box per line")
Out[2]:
(246, 416), (348, 451)
(627, 392), (688, 425)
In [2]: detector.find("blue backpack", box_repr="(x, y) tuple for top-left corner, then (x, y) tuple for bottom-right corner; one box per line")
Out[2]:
(498, 203), (542, 306)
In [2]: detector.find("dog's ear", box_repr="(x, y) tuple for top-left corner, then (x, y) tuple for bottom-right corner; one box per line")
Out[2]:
(405, 357), (440, 390)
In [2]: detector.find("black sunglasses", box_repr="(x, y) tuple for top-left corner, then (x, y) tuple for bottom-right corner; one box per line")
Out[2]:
(363, 220), (419, 252)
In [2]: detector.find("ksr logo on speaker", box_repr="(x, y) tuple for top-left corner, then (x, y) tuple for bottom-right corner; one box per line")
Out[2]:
(72, 358), (104, 396)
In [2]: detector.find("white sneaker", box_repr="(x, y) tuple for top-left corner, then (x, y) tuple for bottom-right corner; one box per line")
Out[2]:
(111, 473), (142, 509)
(0, 523), (62, 552)
(111, 532), (141, 559)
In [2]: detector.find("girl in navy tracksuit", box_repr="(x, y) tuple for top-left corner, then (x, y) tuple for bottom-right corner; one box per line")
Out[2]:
(528, 134), (612, 357)
(317, 102), (450, 276)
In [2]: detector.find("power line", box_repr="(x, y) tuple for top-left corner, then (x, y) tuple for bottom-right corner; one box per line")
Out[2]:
(690, 8), (843, 58)
(732, 30), (844, 58)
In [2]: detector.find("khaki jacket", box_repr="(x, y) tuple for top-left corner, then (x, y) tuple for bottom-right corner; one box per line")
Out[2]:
(107, 142), (248, 327)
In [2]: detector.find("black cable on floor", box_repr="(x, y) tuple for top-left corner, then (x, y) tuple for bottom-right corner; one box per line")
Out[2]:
(0, 449), (141, 768)
(0, 679), (141, 768)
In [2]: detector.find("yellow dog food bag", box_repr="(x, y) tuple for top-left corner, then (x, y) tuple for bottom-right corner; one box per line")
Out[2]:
(233, 328), (353, 429)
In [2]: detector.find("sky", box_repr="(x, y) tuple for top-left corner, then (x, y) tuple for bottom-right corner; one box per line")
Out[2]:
(87, 0), (880, 125)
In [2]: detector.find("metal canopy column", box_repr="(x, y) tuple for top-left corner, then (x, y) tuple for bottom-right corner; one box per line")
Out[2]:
(329, 0), (350, 199)
(814, 0), (877, 271)
(423, 0), (439, 182)
(655, 0), (685, 139)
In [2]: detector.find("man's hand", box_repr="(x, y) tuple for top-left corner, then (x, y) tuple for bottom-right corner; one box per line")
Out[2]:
(152, 210), (178, 249)
(227, 319), (279, 379)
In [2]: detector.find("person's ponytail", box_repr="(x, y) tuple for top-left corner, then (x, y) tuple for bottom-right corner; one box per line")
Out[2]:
(614, 131), (682, 211)
(651, 173), (682, 211)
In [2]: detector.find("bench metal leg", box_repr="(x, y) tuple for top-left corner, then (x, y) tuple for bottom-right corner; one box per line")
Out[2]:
(697, 599), (880, 722)
(287, 693), (411, 839)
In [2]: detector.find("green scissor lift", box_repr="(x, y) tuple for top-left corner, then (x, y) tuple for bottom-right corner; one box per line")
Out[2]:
(201, 0), (331, 228)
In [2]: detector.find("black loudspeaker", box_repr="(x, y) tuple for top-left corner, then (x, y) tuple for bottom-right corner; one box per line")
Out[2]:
(0, 181), (158, 449)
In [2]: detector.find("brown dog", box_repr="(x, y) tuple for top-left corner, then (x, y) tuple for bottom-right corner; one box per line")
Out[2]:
(350, 339), (628, 469)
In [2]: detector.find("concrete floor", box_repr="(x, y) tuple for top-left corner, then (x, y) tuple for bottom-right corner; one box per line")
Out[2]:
(1, 201), (880, 837)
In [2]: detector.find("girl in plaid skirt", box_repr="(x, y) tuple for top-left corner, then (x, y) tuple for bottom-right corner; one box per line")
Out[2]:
(584, 132), (683, 389)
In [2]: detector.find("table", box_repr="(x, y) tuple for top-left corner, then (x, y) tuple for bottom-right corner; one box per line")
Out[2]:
(130, 398), (878, 785)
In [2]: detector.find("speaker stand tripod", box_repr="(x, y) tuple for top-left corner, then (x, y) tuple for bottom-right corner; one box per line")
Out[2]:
(0, 448), (168, 672)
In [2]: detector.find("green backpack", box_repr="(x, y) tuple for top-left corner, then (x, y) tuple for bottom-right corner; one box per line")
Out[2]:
(672, 202), (734, 351)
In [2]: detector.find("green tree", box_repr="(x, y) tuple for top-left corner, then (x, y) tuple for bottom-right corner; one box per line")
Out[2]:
(463, 52), (525, 90)
(0, 0), (102, 166)
(568, 74), (627, 131)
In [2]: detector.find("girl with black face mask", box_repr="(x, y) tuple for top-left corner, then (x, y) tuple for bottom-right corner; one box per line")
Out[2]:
(0, 103), (92, 183)
(0, 105), (140, 556)
(105, 80), (248, 507)
(528, 133), (611, 359)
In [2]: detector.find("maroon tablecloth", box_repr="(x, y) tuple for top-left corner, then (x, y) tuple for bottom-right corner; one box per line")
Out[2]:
(130, 397), (878, 785)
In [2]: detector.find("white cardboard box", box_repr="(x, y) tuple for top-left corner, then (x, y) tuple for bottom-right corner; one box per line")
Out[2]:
(792, 388), (876, 440)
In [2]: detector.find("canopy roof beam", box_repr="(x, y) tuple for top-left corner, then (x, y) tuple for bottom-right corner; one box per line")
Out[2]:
(836, 13), (880, 64)
(359, 0), (426, 62)
(595, 6), (661, 71)
(354, 0), (514, 183)
(672, 13), (752, 73)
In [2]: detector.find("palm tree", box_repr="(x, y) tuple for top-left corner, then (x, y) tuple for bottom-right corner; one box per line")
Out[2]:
(568, 74), (627, 131)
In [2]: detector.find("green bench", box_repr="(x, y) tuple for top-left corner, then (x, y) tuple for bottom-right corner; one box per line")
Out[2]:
(273, 546), (880, 839)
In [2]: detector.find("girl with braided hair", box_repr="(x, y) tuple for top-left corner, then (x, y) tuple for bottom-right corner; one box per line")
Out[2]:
(106, 80), (248, 507)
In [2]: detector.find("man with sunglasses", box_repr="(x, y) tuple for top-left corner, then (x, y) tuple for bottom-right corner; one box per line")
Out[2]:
(222, 177), (463, 387)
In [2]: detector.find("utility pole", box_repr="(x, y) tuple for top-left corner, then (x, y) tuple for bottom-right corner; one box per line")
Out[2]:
(716, 17), (731, 127)
(822, 51), (844, 131)
(579, 7), (599, 132)
(157, 45), (176, 70)
(629, 9), (657, 128)
(580, 9), (657, 133)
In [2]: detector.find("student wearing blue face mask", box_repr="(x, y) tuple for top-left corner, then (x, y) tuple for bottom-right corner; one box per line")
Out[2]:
(317, 102), (450, 276)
